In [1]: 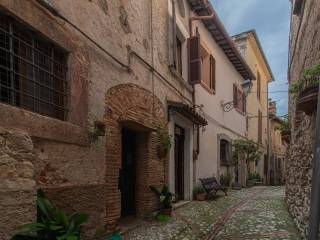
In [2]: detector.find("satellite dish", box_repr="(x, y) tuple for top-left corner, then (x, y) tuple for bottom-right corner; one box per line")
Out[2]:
(176, 0), (186, 18)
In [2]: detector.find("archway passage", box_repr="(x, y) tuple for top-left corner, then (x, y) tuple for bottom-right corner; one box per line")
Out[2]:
(105, 84), (167, 232)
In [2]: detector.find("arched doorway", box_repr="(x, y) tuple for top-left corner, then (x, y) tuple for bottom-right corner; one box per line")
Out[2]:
(104, 84), (167, 231)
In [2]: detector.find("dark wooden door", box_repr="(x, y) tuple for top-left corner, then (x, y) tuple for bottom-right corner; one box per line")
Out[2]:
(174, 125), (185, 201)
(264, 154), (268, 184)
(121, 129), (136, 217)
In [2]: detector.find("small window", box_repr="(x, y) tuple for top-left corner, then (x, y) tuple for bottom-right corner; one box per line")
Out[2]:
(220, 139), (230, 165)
(200, 44), (215, 92)
(0, 13), (68, 120)
(293, 0), (303, 16)
(176, 37), (182, 75)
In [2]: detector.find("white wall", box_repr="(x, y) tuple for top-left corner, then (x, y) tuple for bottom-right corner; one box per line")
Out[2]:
(191, 14), (247, 182)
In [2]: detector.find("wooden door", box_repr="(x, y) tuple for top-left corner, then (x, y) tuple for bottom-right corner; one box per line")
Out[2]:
(174, 125), (185, 201)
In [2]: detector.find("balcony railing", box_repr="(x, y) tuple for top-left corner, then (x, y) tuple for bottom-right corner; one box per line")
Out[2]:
(296, 76), (319, 115)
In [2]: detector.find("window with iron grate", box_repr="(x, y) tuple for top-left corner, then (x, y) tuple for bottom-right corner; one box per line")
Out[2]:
(0, 13), (68, 120)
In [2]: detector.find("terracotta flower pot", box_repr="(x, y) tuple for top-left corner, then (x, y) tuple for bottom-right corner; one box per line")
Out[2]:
(196, 193), (206, 201)
(161, 207), (173, 216)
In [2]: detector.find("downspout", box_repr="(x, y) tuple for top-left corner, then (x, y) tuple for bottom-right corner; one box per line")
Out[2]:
(189, 4), (214, 156)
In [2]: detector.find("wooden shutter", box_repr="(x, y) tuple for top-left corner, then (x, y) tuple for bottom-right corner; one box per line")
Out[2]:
(171, 0), (177, 67)
(233, 84), (238, 108)
(258, 110), (262, 143)
(237, 88), (243, 112)
(188, 33), (201, 84)
(257, 71), (261, 100)
(210, 55), (216, 91)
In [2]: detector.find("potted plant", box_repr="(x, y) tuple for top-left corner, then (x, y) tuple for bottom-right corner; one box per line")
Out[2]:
(12, 190), (88, 240)
(150, 185), (173, 216)
(290, 64), (320, 115)
(193, 186), (206, 201)
(220, 174), (231, 187)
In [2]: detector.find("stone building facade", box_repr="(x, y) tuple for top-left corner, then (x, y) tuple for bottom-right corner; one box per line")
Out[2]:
(268, 102), (287, 185)
(0, 0), (210, 239)
(287, 0), (320, 238)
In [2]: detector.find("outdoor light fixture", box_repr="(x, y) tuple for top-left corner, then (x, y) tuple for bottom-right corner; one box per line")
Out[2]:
(221, 80), (253, 112)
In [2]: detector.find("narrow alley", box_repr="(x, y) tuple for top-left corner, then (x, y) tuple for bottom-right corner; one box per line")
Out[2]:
(124, 187), (300, 240)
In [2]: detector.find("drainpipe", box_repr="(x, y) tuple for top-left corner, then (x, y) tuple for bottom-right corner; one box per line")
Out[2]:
(308, 81), (320, 239)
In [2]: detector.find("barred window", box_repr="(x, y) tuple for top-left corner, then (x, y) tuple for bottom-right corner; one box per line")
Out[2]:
(0, 14), (68, 120)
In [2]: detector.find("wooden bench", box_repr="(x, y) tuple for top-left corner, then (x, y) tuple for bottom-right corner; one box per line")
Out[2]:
(199, 177), (228, 197)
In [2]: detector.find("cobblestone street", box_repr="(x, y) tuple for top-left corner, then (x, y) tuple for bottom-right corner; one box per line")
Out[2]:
(124, 187), (300, 240)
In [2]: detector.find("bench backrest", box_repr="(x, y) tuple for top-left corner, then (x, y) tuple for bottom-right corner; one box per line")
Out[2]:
(199, 177), (219, 192)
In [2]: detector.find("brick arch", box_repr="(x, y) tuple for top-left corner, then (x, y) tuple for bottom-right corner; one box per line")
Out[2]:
(105, 83), (166, 127)
(104, 84), (167, 232)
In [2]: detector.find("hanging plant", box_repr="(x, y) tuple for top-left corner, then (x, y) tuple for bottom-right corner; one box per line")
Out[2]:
(290, 64), (320, 98)
(155, 125), (172, 158)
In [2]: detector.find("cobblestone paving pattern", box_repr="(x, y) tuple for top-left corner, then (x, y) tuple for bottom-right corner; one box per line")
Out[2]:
(124, 187), (300, 240)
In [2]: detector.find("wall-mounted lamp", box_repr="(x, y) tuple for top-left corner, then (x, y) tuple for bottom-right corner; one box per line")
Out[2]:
(221, 80), (253, 112)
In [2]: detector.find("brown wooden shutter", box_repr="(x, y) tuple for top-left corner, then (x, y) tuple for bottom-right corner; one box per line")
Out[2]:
(188, 33), (201, 84)
(210, 55), (216, 91)
(258, 110), (262, 143)
(237, 88), (243, 112)
(233, 84), (238, 108)
(243, 94), (247, 113)
(171, 0), (177, 67)
(257, 71), (261, 100)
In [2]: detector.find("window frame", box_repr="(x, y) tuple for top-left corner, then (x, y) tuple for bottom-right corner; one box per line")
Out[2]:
(0, 13), (68, 121)
(199, 42), (215, 94)
(233, 84), (246, 114)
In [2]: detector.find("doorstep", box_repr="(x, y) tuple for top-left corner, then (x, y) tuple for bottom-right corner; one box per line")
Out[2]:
(118, 216), (145, 236)
(173, 200), (191, 210)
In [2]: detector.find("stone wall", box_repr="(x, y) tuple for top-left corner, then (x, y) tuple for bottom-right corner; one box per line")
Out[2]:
(286, 114), (314, 238)
(0, 128), (36, 240)
(0, 0), (193, 238)
(287, 0), (320, 238)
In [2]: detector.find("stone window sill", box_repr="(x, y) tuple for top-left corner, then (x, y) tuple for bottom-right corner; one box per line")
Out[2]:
(0, 103), (88, 146)
(200, 81), (215, 95)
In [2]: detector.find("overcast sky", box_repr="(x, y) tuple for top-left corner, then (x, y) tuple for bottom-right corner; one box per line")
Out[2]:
(211, 0), (291, 116)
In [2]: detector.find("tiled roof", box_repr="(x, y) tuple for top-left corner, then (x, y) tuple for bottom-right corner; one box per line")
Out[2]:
(187, 0), (255, 80)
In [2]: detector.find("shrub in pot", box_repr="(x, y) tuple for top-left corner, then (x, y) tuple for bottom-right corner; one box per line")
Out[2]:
(220, 174), (232, 187)
(150, 185), (173, 216)
(193, 186), (206, 201)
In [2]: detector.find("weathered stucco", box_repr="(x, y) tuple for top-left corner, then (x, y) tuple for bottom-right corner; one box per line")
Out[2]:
(0, 0), (195, 238)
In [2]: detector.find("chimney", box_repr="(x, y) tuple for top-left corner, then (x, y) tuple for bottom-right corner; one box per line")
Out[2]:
(268, 101), (277, 115)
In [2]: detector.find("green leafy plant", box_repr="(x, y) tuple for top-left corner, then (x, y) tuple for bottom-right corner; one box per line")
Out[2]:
(149, 185), (173, 209)
(220, 174), (232, 186)
(290, 64), (320, 98)
(192, 185), (205, 198)
(248, 172), (261, 181)
(156, 125), (172, 155)
(12, 190), (88, 240)
(274, 115), (290, 133)
(232, 139), (262, 166)
(156, 214), (172, 222)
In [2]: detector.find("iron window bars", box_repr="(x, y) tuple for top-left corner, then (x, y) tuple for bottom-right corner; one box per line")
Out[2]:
(0, 13), (68, 120)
